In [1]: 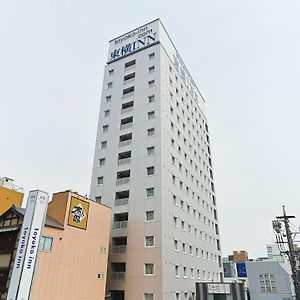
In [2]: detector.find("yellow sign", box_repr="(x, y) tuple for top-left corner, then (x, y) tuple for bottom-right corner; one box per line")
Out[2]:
(68, 197), (89, 230)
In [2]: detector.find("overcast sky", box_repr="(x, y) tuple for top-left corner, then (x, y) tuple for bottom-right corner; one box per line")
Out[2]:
(1, 1), (300, 258)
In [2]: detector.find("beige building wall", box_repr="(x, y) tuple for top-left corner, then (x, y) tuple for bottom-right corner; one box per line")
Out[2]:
(31, 191), (111, 300)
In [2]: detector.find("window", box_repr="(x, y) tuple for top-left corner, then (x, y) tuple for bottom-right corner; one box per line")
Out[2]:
(107, 82), (113, 89)
(146, 187), (154, 198)
(189, 245), (193, 255)
(148, 53), (155, 60)
(175, 292), (180, 300)
(148, 95), (155, 103)
(147, 146), (155, 156)
(175, 265), (179, 277)
(100, 141), (107, 149)
(102, 125), (109, 132)
(174, 239), (178, 251)
(97, 273), (105, 280)
(145, 236), (155, 247)
(145, 263), (154, 275)
(99, 158), (105, 167)
(147, 166), (155, 176)
(125, 59), (136, 68)
(104, 110), (110, 117)
(95, 196), (102, 203)
(170, 173), (176, 184)
(106, 95), (111, 102)
(259, 274), (277, 293)
(148, 80), (155, 88)
(123, 86), (135, 95)
(148, 111), (155, 120)
(183, 267), (187, 278)
(144, 293), (154, 300)
(149, 66), (155, 73)
(97, 176), (103, 185)
(147, 128), (155, 136)
(39, 236), (53, 251)
(124, 72), (135, 82)
(146, 210), (155, 221)
(173, 216), (178, 227)
(108, 69), (114, 76)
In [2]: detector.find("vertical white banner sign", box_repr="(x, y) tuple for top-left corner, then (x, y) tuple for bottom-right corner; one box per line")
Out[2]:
(7, 191), (38, 300)
(7, 190), (49, 300)
(17, 190), (49, 300)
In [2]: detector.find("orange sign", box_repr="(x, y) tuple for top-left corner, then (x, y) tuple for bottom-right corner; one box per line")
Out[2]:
(67, 197), (89, 230)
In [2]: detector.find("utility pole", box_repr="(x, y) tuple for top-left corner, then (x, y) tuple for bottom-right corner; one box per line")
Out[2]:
(274, 206), (300, 300)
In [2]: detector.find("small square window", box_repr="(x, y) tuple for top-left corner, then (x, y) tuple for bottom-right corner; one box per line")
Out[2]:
(104, 110), (110, 117)
(146, 188), (154, 198)
(148, 95), (155, 103)
(39, 236), (53, 251)
(106, 95), (111, 102)
(95, 196), (102, 203)
(147, 166), (155, 176)
(102, 125), (109, 132)
(147, 128), (155, 136)
(146, 210), (155, 221)
(148, 53), (155, 60)
(107, 82), (113, 89)
(97, 176), (103, 185)
(100, 141), (107, 149)
(147, 146), (155, 156)
(145, 263), (154, 275)
(108, 69), (114, 76)
(148, 111), (155, 120)
(99, 158), (105, 166)
(97, 273), (105, 280)
(144, 293), (154, 300)
(145, 236), (155, 247)
(148, 80), (155, 88)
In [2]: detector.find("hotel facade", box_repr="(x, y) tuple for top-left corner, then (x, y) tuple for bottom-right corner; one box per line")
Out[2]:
(90, 19), (223, 300)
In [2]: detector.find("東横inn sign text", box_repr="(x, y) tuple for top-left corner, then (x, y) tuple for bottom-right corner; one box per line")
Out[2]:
(108, 24), (158, 63)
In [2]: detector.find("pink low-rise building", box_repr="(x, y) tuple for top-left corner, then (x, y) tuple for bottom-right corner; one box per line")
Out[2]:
(0, 190), (111, 300)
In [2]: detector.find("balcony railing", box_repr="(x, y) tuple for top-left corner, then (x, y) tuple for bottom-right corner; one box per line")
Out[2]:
(115, 198), (129, 207)
(110, 271), (125, 281)
(120, 123), (133, 130)
(111, 245), (127, 254)
(116, 177), (130, 185)
(123, 78), (135, 85)
(121, 107), (133, 114)
(119, 140), (132, 147)
(122, 91), (134, 99)
(113, 221), (128, 230)
(118, 158), (131, 166)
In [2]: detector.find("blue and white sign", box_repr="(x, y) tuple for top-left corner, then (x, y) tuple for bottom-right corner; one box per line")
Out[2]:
(108, 22), (158, 62)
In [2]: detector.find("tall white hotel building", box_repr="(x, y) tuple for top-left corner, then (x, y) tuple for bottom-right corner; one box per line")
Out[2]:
(90, 19), (223, 300)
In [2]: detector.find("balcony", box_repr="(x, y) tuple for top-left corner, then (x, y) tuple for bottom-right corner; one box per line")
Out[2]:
(120, 116), (133, 130)
(116, 178), (130, 185)
(113, 213), (128, 230)
(119, 133), (132, 147)
(121, 106), (133, 115)
(110, 272), (125, 281)
(118, 158), (131, 165)
(120, 123), (133, 130)
(111, 245), (127, 254)
(115, 190), (129, 207)
(113, 221), (128, 230)
(118, 151), (131, 166)
(115, 198), (129, 206)
(122, 86), (134, 99)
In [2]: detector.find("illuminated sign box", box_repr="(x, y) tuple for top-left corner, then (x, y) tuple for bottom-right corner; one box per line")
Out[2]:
(67, 197), (90, 230)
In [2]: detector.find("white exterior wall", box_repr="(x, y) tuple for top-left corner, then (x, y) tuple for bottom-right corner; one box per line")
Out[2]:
(90, 19), (222, 300)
